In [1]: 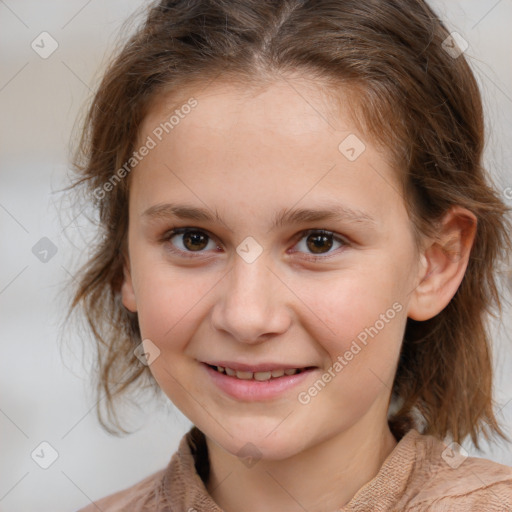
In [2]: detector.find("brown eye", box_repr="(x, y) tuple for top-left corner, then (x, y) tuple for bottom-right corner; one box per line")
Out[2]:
(182, 231), (209, 251)
(163, 228), (218, 255)
(293, 229), (346, 258)
(306, 232), (334, 254)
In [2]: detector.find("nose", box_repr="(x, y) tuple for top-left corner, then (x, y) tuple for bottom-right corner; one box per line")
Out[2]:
(210, 252), (292, 344)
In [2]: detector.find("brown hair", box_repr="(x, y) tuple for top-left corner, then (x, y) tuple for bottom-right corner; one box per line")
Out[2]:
(67, 0), (511, 446)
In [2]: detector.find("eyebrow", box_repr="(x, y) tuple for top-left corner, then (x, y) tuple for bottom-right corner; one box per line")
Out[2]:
(141, 202), (377, 230)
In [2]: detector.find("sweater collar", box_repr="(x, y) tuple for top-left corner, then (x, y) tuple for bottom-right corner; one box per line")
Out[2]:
(163, 427), (423, 512)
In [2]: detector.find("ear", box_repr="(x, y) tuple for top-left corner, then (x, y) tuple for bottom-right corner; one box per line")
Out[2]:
(407, 206), (477, 321)
(121, 254), (138, 313)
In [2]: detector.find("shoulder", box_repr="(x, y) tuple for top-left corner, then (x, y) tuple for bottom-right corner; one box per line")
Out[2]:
(74, 426), (208, 512)
(403, 431), (512, 511)
(75, 468), (168, 512)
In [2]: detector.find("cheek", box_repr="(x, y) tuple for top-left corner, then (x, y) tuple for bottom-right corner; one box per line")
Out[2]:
(131, 256), (209, 349)
(297, 287), (405, 419)
(292, 264), (407, 353)
(290, 264), (407, 412)
(130, 260), (209, 409)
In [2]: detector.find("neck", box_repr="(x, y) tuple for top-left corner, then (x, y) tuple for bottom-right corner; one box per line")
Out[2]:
(205, 418), (397, 512)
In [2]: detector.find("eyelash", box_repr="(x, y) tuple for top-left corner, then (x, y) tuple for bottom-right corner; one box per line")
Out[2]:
(160, 227), (349, 261)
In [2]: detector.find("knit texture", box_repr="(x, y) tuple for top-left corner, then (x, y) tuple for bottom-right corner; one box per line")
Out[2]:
(77, 428), (512, 511)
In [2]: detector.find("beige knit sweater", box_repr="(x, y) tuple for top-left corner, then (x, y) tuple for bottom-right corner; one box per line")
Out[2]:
(77, 427), (512, 511)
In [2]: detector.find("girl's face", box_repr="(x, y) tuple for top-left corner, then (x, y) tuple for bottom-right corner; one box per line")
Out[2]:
(122, 78), (425, 459)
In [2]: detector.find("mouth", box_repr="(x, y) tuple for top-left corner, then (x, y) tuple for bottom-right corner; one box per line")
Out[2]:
(201, 361), (318, 401)
(205, 363), (315, 381)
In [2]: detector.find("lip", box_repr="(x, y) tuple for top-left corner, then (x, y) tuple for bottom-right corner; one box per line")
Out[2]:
(201, 362), (318, 401)
(203, 360), (313, 372)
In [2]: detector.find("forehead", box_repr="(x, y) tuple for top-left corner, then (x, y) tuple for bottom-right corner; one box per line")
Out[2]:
(141, 76), (347, 140)
(130, 78), (405, 229)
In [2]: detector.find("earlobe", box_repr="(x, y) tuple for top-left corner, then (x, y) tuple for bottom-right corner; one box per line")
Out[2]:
(121, 258), (138, 313)
(407, 207), (477, 321)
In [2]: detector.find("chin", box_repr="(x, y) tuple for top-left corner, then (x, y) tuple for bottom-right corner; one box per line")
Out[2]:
(204, 420), (311, 462)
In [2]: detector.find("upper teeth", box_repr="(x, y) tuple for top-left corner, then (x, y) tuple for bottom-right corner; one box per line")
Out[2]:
(216, 366), (300, 381)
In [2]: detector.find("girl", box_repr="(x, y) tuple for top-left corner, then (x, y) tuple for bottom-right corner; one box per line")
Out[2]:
(70, 0), (512, 510)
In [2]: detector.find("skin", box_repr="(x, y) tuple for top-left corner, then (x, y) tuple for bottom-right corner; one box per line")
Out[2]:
(121, 77), (476, 511)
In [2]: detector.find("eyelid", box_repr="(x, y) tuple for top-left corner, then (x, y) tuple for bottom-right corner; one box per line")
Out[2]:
(160, 226), (222, 256)
(161, 226), (218, 242)
(161, 226), (349, 259)
(289, 228), (348, 259)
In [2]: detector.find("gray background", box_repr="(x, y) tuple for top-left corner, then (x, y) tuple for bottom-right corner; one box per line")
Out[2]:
(1, 1), (511, 511)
